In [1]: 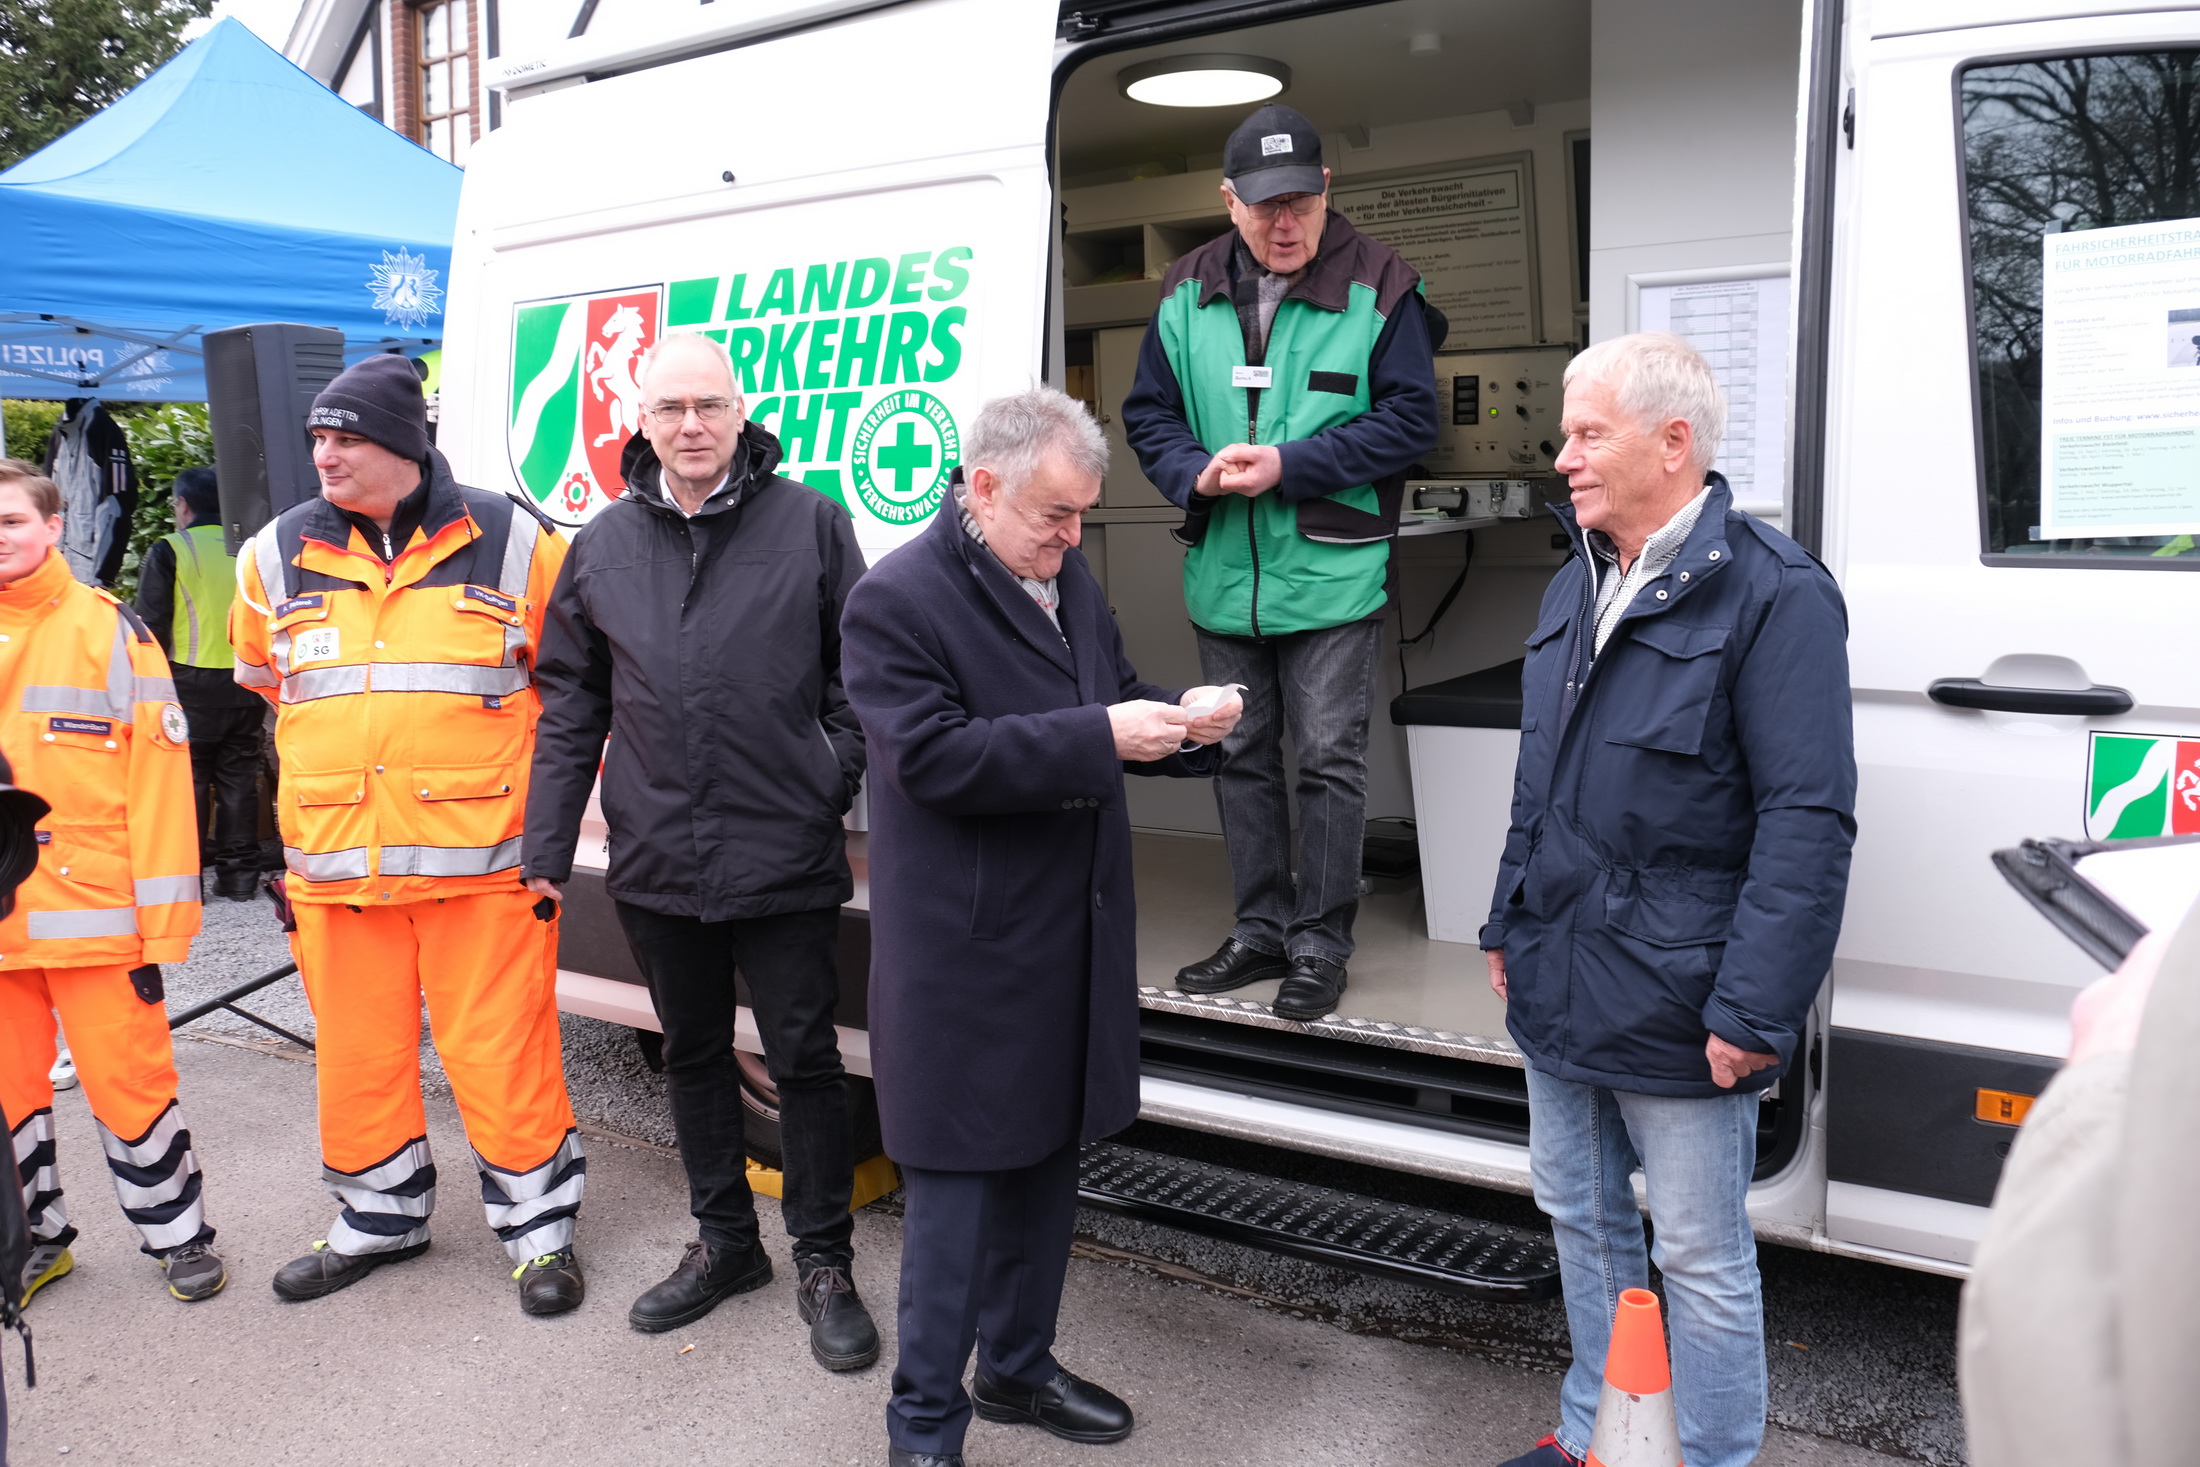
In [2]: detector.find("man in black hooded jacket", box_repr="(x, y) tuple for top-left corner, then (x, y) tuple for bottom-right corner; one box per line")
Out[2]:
(521, 332), (876, 1371)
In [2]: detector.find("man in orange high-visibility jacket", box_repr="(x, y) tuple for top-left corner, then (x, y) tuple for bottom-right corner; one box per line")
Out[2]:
(0, 459), (226, 1306)
(229, 355), (585, 1316)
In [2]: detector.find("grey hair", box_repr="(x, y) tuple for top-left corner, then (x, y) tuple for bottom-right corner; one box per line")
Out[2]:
(640, 330), (746, 411)
(1563, 332), (1726, 470)
(963, 387), (1109, 496)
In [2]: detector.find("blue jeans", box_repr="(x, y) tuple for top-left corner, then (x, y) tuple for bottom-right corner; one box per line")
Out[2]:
(1524, 1065), (1766, 1467)
(1195, 618), (1385, 965)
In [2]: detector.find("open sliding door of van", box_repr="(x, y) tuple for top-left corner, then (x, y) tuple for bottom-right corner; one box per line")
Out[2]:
(440, 0), (1059, 567)
(1825, 2), (2200, 1266)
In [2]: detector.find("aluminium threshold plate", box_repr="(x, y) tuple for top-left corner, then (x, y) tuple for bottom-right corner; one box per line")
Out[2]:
(1139, 986), (1523, 1068)
(1077, 1141), (1559, 1302)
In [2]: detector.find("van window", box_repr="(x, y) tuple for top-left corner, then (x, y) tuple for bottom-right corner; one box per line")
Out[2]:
(1961, 51), (2200, 566)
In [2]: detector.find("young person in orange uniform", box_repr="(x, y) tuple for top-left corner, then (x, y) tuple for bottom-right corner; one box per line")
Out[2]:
(0, 459), (223, 1305)
(229, 356), (585, 1316)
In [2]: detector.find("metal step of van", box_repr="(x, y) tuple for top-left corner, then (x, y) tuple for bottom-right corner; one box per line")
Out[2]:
(1076, 1142), (1560, 1302)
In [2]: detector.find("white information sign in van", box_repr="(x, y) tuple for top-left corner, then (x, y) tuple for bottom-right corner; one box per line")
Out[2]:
(2040, 217), (2200, 540)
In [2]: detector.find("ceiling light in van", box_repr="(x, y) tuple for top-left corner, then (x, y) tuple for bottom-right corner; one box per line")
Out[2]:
(1119, 54), (1290, 108)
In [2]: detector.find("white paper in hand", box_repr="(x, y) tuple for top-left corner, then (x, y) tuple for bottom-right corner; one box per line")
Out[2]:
(1182, 683), (1247, 717)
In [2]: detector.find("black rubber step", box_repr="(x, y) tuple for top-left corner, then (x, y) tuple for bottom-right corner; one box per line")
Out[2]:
(1076, 1142), (1560, 1302)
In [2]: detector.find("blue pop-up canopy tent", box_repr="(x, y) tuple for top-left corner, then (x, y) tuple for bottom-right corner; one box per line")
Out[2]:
(0, 17), (461, 404)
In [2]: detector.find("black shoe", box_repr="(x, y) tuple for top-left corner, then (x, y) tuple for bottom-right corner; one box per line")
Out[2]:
(971, 1367), (1134, 1444)
(797, 1261), (880, 1371)
(886, 1451), (964, 1466)
(1271, 954), (1347, 1021)
(272, 1239), (428, 1301)
(1174, 937), (1290, 995)
(515, 1247), (585, 1316)
(214, 869), (259, 902)
(628, 1238), (772, 1333)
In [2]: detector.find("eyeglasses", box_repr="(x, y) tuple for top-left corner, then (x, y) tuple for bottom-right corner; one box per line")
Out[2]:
(1230, 191), (1325, 222)
(645, 398), (734, 423)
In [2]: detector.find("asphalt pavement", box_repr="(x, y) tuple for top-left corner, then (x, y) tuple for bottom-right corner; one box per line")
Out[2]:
(6, 882), (1963, 1466)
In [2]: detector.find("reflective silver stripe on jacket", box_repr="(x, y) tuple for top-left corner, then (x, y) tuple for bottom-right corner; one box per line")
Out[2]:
(498, 507), (540, 598)
(255, 528), (299, 674)
(280, 664), (371, 703)
(20, 685), (121, 719)
(176, 530), (204, 665)
(26, 907), (138, 939)
(369, 662), (532, 697)
(284, 846), (371, 882)
(495, 509), (541, 667)
(100, 615), (174, 708)
(234, 659), (278, 690)
(377, 837), (524, 879)
(135, 874), (201, 907)
(254, 524), (290, 607)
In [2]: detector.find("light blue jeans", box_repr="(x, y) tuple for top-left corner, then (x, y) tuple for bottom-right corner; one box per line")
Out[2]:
(1524, 1065), (1766, 1467)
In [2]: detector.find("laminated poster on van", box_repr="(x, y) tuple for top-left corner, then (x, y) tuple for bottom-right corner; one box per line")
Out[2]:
(2039, 217), (2200, 540)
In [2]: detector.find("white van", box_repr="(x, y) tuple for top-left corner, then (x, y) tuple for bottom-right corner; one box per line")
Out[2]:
(439, 0), (2200, 1286)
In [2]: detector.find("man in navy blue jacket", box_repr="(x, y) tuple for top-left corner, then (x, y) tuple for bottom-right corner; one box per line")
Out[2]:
(1483, 334), (1855, 1467)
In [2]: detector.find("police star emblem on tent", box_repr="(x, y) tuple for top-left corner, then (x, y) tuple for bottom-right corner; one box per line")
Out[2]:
(367, 249), (445, 330)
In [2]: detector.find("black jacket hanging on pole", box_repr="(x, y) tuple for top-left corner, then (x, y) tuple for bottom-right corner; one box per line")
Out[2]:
(43, 399), (137, 586)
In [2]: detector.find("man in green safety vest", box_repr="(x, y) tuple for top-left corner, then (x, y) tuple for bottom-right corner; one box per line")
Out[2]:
(134, 467), (264, 902)
(1122, 104), (1441, 1023)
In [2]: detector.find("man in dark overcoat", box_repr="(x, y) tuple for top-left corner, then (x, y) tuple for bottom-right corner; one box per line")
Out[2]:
(841, 388), (1240, 1467)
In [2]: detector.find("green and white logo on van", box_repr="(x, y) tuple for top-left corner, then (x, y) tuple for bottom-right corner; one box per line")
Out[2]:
(850, 390), (959, 525)
(507, 247), (979, 540)
(2086, 731), (2200, 838)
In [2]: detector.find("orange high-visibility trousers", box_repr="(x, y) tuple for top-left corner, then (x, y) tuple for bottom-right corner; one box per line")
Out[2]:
(0, 963), (212, 1256)
(291, 888), (583, 1261)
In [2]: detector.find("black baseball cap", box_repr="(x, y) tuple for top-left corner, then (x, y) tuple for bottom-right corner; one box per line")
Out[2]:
(1223, 104), (1325, 203)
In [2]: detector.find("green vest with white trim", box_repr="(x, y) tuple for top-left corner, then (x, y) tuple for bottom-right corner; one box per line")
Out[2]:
(161, 523), (237, 668)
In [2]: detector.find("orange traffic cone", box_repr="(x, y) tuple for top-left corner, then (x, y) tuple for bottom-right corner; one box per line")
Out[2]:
(1586, 1287), (1684, 1467)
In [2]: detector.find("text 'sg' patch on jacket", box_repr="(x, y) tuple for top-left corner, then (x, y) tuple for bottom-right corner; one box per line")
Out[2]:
(49, 716), (114, 736)
(292, 627), (342, 665)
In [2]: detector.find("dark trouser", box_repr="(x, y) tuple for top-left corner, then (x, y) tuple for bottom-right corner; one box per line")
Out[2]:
(183, 698), (263, 879)
(888, 1137), (1081, 1454)
(614, 903), (854, 1269)
(1195, 617), (1386, 965)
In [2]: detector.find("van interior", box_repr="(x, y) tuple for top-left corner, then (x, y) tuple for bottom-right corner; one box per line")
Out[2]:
(1036, 0), (1803, 1176)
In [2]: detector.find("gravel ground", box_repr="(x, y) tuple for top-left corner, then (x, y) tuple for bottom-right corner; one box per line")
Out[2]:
(145, 885), (1966, 1464)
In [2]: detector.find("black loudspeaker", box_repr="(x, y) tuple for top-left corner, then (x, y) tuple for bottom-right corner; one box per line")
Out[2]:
(205, 323), (347, 553)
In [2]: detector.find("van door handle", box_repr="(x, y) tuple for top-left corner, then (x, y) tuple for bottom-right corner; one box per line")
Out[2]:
(1927, 678), (2133, 716)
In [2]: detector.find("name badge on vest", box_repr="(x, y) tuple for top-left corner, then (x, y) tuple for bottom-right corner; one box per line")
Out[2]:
(1231, 365), (1273, 389)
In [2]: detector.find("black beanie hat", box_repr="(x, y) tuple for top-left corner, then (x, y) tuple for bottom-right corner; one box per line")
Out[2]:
(172, 465), (221, 520)
(308, 354), (429, 463)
